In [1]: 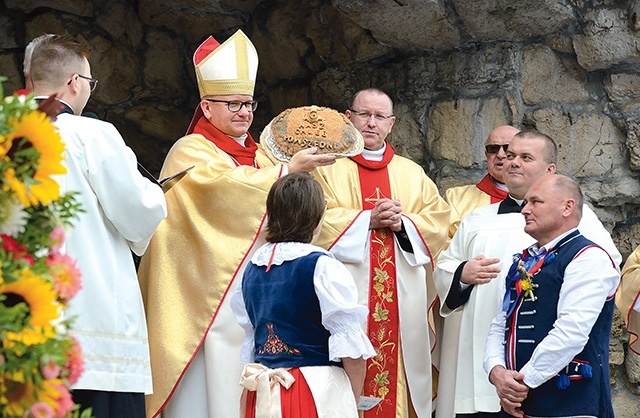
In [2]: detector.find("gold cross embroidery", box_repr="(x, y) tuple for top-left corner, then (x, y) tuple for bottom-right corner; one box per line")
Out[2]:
(364, 187), (388, 208)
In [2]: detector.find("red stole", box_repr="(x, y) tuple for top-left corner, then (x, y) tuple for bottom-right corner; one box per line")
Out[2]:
(476, 173), (508, 204)
(192, 115), (259, 167)
(351, 143), (400, 417)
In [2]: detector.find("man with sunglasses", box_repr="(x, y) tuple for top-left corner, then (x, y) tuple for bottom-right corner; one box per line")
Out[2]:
(445, 125), (520, 241)
(138, 30), (334, 418)
(433, 131), (620, 418)
(28, 34), (168, 417)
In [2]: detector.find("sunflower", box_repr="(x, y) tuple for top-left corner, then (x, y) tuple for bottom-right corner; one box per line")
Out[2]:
(1, 373), (35, 416)
(0, 134), (7, 159)
(2, 111), (66, 207)
(1, 268), (59, 346)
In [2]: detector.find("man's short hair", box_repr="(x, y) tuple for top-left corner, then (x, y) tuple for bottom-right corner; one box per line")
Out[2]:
(23, 34), (55, 78)
(266, 172), (325, 244)
(350, 87), (394, 111)
(552, 174), (584, 219)
(513, 130), (558, 164)
(29, 34), (91, 89)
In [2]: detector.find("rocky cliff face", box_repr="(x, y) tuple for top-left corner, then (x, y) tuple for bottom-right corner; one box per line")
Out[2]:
(1, 0), (639, 413)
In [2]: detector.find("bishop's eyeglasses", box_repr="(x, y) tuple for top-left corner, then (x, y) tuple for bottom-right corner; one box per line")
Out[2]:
(206, 99), (258, 113)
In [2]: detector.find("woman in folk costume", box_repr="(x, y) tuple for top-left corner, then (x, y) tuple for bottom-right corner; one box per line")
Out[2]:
(138, 31), (334, 418)
(231, 172), (375, 418)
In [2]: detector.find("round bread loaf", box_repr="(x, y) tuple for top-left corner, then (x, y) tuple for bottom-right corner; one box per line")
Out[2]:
(261, 105), (364, 162)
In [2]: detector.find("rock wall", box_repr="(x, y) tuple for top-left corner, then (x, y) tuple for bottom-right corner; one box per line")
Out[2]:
(1, 0), (639, 413)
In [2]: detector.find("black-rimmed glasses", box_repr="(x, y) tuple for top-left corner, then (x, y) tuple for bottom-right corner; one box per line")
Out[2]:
(485, 144), (509, 154)
(349, 109), (394, 122)
(206, 99), (258, 113)
(68, 74), (98, 92)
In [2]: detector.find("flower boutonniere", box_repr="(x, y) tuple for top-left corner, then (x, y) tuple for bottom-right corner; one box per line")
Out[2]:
(515, 259), (538, 301)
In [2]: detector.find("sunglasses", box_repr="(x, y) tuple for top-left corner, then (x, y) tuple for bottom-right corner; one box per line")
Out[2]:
(485, 144), (509, 154)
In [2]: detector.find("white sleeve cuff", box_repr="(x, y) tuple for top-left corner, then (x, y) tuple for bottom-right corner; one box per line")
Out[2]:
(328, 322), (376, 362)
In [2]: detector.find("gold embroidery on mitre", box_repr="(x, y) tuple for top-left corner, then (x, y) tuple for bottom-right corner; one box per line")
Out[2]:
(195, 30), (258, 98)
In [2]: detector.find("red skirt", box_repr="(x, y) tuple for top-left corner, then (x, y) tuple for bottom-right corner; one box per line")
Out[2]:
(243, 367), (319, 418)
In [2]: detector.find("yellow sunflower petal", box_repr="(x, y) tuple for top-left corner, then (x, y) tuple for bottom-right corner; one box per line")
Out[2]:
(3, 111), (66, 206)
(2, 374), (35, 415)
(4, 168), (30, 207)
(1, 269), (60, 346)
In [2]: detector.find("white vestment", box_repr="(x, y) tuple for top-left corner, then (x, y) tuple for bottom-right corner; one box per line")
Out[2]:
(56, 113), (167, 394)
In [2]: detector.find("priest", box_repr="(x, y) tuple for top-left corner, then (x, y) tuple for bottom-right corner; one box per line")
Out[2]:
(444, 125), (520, 240)
(617, 246), (640, 357)
(313, 87), (450, 417)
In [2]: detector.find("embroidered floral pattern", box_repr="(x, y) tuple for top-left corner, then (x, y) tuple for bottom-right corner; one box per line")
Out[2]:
(258, 323), (301, 356)
(366, 228), (398, 415)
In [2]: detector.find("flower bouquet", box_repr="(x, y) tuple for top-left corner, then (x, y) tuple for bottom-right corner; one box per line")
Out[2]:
(0, 77), (91, 418)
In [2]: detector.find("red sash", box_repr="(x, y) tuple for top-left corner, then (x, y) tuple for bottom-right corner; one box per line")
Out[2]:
(476, 174), (508, 204)
(352, 144), (399, 417)
(192, 115), (258, 167)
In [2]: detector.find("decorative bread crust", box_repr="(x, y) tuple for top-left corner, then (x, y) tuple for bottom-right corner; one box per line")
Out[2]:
(261, 105), (364, 162)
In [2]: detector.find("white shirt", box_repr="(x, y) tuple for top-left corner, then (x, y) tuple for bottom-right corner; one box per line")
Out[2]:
(483, 228), (620, 388)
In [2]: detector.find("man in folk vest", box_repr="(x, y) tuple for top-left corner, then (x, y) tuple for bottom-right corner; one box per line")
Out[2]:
(484, 174), (619, 418)
(313, 87), (450, 417)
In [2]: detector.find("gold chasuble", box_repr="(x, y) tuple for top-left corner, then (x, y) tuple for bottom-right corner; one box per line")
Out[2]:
(618, 247), (640, 355)
(138, 120), (281, 417)
(444, 174), (507, 240)
(313, 142), (449, 417)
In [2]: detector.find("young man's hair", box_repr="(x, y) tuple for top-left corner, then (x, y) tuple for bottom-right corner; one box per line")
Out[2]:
(23, 34), (55, 78)
(513, 130), (558, 164)
(29, 34), (91, 89)
(266, 172), (325, 244)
